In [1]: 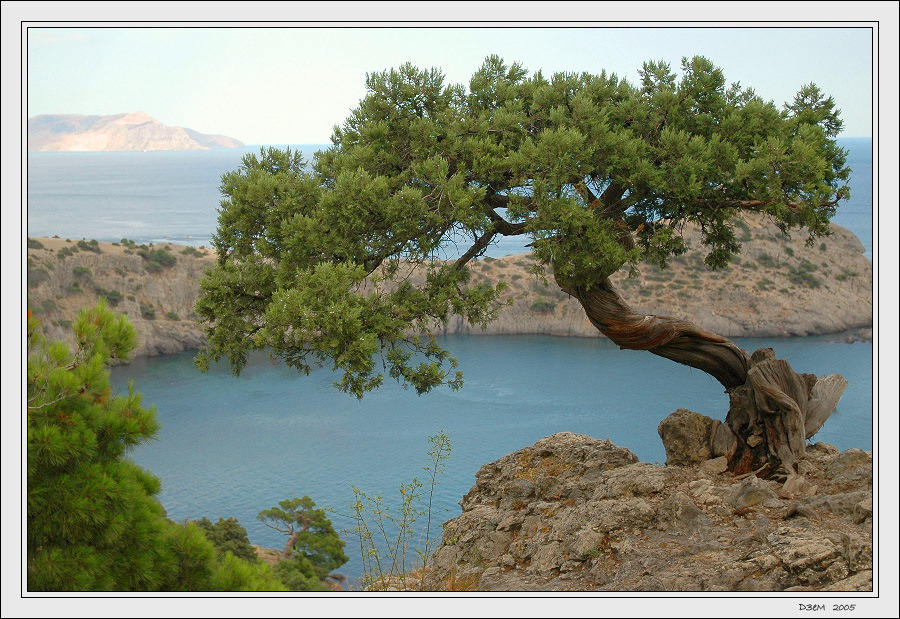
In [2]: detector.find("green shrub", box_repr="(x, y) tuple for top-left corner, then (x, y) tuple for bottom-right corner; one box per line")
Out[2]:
(28, 267), (50, 288)
(72, 266), (92, 279)
(194, 517), (258, 563)
(756, 277), (776, 291)
(181, 246), (206, 257)
(93, 287), (123, 307)
(138, 247), (177, 272)
(140, 303), (156, 319)
(786, 258), (821, 288)
(529, 299), (556, 313)
(756, 253), (778, 268)
(121, 238), (138, 249)
(27, 238), (45, 249)
(165, 311), (180, 321)
(57, 246), (77, 259)
(41, 299), (57, 313)
(76, 239), (101, 253)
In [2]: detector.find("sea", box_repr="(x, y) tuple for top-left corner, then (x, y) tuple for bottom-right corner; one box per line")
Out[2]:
(27, 138), (875, 587)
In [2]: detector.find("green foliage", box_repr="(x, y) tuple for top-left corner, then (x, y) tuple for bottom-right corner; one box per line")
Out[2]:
(257, 496), (348, 591)
(93, 287), (124, 307)
(57, 245), (77, 259)
(77, 239), (102, 253)
(194, 517), (258, 563)
(138, 247), (177, 272)
(181, 246), (207, 257)
(27, 303), (285, 592)
(28, 266), (50, 288)
(786, 258), (822, 288)
(165, 311), (180, 320)
(140, 303), (156, 320)
(120, 238), (139, 249)
(72, 265), (93, 279)
(349, 431), (451, 590)
(197, 56), (848, 396)
(529, 298), (556, 313)
(28, 237), (45, 249)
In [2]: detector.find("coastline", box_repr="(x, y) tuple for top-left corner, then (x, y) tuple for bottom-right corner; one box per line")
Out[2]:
(26, 213), (873, 360)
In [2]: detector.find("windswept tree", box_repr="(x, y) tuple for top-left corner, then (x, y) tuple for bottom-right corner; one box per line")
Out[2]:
(258, 496), (348, 590)
(196, 56), (851, 479)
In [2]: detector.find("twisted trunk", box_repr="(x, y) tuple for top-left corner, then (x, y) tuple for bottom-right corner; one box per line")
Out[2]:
(559, 275), (847, 479)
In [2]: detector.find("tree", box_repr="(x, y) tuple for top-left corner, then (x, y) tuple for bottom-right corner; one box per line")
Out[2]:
(27, 302), (285, 591)
(194, 516), (259, 563)
(257, 496), (348, 590)
(196, 56), (851, 479)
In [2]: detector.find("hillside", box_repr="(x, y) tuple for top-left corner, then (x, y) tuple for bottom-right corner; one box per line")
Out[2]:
(26, 213), (872, 359)
(28, 112), (244, 152)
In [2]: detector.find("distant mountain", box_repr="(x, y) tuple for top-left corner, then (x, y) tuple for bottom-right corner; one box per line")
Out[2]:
(28, 112), (244, 152)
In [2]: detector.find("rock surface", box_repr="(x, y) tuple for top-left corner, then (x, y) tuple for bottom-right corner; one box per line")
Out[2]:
(26, 212), (872, 359)
(420, 432), (872, 592)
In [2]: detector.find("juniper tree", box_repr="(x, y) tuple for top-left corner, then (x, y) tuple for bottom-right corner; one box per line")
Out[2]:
(258, 496), (348, 590)
(196, 56), (851, 479)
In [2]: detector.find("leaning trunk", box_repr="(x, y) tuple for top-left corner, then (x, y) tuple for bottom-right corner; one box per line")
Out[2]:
(560, 275), (847, 479)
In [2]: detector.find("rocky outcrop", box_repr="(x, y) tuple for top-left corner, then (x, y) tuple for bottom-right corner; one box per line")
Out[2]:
(26, 212), (872, 359)
(28, 112), (243, 151)
(421, 431), (872, 592)
(27, 237), (215, 358)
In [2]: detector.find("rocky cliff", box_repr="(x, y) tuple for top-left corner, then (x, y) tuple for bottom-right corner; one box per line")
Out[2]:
(28, 112), (244, 151)
(415, 427), (872, 592)
(26, 213), (872, 359)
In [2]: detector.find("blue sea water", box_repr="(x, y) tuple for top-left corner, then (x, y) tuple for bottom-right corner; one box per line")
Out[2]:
(30, 138), (875, 588)
(26, 138), (873, 258)
(110, 334), (872, 587)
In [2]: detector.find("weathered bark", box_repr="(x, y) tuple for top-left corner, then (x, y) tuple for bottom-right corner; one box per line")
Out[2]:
(559, 274), (847, 479)
(282, 531), (300, 558)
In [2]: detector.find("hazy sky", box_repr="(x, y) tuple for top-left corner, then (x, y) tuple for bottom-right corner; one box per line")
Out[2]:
(28, 27), (874, 144)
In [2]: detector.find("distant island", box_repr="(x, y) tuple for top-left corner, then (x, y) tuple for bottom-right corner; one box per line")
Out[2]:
(28, 112), (244, 152)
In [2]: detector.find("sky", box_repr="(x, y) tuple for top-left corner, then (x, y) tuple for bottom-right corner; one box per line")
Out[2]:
(26, 26), (874, 144)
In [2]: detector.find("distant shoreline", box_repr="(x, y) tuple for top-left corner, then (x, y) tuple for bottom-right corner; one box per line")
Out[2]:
(26, 213), (873, 360)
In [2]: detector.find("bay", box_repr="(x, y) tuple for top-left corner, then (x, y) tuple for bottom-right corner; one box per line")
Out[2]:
(110, 334), (872, 586)
(30, 136), (874, 587)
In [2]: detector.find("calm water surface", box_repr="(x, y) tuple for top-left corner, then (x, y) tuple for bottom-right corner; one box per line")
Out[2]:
(111, 334), (872, 586)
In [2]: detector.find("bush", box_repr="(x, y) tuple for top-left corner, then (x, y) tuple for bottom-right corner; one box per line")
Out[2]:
(756, 252), (778, 268)
(138, 247), (177, 272)
(28, 267), (50, 288)
(181, 246), (207, 257)
(165, 311), (180, 321)
(194, 517), (258, 563)
(72, 266), (92, 279)
(529, 299), (556, 313)
(140, 303), (156, 320)
(94, 287), (124, 307)
(27, 238), (45, 249)
(76, 239), (101, 253)
(57, 246), (77, 260)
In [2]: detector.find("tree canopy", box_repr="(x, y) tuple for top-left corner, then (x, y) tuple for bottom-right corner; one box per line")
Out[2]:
(196, 55), (848, 397)
(27, 302), (285, 591)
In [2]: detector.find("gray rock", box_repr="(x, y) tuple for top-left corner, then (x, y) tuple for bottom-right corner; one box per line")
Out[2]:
(726, 475), (778, 510)
(699, 456), (729, 476)
(658, 409), (719, 465)
(657, 491), (710, 530)
(425, 435), (872, 592)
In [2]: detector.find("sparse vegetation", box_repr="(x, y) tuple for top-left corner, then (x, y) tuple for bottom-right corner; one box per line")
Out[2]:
(138, 247), (177, 272)
(140, 303), (156, 320)
(529, 299), (556, 313)
(76, 239), (102, 253)
(93, 286), (123, 307)
(165, 311), (180, 321)
(27, 238), (45, 249)
(72, 266), (92, 279)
